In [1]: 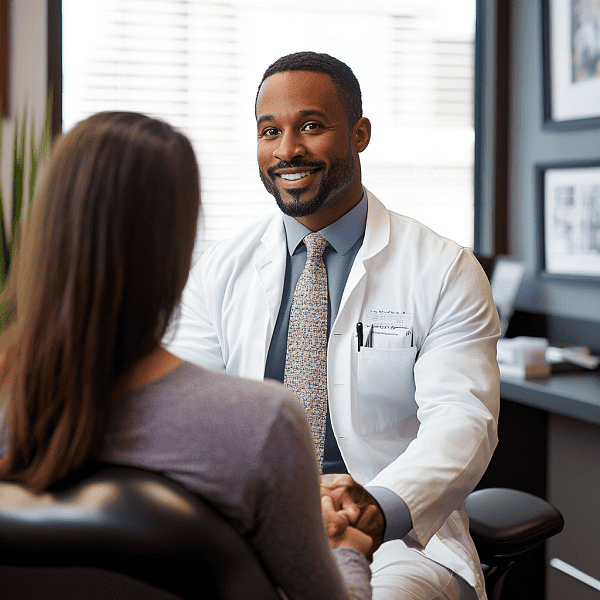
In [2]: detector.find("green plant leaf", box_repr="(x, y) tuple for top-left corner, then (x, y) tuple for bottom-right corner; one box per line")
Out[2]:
(0, 188), (10, 289)
(40, 93), (52, 157)
(0, 116), (8, 289)
(29, 116), (38, 208)
(0, 96), (53, 294)
(11, 111), (27, 248)
(29, 95), (53, 209)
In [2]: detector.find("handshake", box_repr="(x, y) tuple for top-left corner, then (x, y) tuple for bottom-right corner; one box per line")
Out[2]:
(320, 474), (385, 561)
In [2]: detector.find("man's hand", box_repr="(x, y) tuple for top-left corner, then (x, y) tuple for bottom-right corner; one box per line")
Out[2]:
(320, 474), (385, 560)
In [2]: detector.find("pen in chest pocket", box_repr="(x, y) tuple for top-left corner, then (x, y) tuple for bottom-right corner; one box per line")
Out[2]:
(357, 313), (414, 350)
(356, 322), (363, 351)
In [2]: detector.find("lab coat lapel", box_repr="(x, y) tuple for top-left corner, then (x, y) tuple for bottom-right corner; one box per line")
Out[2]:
(253, 215), (288, 335)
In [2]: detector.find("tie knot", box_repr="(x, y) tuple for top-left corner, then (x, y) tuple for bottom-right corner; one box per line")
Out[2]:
(303, 233), (327, 258)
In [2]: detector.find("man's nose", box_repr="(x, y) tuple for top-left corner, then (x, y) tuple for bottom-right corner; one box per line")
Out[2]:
(274, 131), (306, 163)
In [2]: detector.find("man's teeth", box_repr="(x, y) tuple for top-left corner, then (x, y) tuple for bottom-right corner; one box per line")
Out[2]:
(280, 171), (311, 181)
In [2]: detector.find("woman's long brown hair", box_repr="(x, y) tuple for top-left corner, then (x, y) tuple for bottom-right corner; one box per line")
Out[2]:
(0, 112), (200, 490)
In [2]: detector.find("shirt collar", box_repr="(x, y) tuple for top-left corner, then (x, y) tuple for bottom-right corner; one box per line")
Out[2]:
(282, 189), (368, 256)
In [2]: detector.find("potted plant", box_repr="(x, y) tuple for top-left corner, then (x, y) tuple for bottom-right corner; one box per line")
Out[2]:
(0, 97), (52, 329)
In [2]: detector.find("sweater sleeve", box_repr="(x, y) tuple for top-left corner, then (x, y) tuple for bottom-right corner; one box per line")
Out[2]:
(332, 548), (372, 600)
(249, 397), (372, 600)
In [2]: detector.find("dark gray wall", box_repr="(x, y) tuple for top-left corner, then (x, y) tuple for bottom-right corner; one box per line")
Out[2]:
(508, 0), (600, 324)
(548, 413), (600, 600)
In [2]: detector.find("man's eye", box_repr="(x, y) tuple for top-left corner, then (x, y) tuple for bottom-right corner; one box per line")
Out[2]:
(302, 122), (321, 131)
(260, 127), (280, 137)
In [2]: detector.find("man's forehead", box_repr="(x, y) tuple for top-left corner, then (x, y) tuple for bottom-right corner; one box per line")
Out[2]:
(256, 71), (341, 118)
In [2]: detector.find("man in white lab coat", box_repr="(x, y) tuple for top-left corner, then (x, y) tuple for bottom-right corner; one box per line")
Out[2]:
(167, 52), (500, 600)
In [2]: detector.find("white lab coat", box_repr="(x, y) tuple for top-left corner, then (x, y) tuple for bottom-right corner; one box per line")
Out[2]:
(168, 189), (500, 599)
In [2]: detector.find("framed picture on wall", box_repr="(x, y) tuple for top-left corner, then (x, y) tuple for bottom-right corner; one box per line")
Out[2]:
(542, 0), (600, 130)
(537, 161), (600, 279)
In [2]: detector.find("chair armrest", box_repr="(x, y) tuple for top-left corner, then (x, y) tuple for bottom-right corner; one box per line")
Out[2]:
(465, 488), (564, 565)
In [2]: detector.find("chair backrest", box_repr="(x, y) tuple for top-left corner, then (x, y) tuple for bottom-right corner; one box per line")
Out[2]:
(0, 464), (282, 600)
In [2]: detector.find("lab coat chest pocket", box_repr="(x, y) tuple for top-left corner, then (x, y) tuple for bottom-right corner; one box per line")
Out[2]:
(356, 346), (418, 436)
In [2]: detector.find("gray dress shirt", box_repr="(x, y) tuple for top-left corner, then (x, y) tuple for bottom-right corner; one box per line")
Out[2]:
(264, 190), (412, 542)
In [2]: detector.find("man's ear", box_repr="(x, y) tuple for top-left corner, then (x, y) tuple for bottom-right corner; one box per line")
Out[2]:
(353, 117), (371, 153)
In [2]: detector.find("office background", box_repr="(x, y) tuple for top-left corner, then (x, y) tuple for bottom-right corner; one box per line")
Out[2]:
(4, 1), (600, 598)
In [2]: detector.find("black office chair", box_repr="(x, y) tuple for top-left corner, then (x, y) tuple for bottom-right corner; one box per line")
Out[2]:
(0, 464), (282, 600)
(465, 487), (564, 600)
(0, 465), (563, 600)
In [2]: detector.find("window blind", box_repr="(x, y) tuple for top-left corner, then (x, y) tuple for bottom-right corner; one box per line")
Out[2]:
(63, 0), (476, 259)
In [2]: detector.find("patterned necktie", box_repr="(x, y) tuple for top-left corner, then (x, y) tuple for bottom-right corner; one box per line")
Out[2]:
(284, 233), (329, 471)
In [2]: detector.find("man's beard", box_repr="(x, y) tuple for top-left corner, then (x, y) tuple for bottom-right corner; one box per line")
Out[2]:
(259, 154), (355, 218)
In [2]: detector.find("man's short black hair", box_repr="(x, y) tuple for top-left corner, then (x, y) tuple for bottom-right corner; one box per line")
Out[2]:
(256, 51), (363, 125)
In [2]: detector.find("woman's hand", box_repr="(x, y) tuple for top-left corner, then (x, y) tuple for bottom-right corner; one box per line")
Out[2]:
(322, 495), (373, 558)
(320, 474), (384, 561)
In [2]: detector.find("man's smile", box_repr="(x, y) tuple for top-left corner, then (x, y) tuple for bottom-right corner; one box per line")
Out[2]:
(267, 162), (325, 186)
(279, 171), (314, 181)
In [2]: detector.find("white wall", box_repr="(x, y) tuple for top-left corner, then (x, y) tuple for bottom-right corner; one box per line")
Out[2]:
(1, 0), (47, 218)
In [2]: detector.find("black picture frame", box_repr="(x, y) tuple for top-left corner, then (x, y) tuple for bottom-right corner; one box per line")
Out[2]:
(536, 160), (600, 280)
(542, 0), (600, 131)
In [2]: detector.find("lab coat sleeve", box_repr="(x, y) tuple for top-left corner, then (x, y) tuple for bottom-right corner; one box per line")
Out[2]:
(164, 254), (227, 372)
(367, 248), (500, 548)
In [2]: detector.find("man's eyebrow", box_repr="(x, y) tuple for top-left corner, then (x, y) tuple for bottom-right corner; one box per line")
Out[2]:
(257, 114), (274, 126)
(298, 109), (327, 118)
(256, 109), (328, 126)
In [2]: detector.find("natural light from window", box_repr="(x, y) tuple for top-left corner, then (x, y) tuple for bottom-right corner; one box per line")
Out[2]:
(63, 0), (476, 259)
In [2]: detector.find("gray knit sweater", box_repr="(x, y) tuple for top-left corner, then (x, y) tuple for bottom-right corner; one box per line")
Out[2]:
(98, 362), (371, 600)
